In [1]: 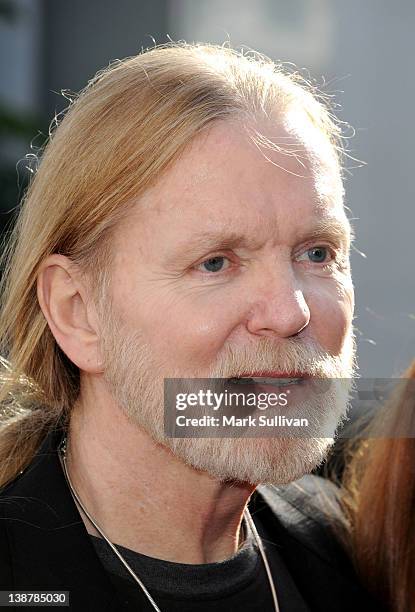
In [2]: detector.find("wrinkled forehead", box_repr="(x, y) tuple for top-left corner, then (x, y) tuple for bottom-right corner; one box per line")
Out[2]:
(136, 117), (344, 222)
(279, 107), (344, 207)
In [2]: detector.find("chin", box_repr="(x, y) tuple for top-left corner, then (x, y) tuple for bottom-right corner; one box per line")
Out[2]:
(162, 435), (335, 486)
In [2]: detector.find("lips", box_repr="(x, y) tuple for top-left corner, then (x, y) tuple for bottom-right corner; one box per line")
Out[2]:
(226, 371), (309, 387)
(232, 371), (309, 379)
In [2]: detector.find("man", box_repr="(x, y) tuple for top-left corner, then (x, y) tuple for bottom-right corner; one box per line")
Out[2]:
(0, 42), (376, 610)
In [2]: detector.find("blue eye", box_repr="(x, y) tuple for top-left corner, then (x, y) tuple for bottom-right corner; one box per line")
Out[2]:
(298, 247), (330, 264)
(198, 256), (228, 273)
(308, 247), (328, 263)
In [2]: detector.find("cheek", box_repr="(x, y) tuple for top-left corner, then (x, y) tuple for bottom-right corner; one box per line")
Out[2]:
(306, 276), (354, 355)
(123, 287), (246, 369)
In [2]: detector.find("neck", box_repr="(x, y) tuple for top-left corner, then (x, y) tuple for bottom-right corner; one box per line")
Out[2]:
(63, 386), (255, 564)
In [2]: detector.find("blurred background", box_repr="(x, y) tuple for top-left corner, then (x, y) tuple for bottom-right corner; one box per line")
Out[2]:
(0, 0), (413, 378)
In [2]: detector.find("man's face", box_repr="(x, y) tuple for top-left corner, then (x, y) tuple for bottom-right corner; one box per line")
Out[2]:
(98, 118), (355, 485)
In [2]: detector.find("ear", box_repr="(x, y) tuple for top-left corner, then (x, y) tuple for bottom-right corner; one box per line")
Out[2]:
(36, 254), (104, 373)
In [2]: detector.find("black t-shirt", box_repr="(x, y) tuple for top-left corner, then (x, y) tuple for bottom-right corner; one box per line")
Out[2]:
(89, 518), (310, 611)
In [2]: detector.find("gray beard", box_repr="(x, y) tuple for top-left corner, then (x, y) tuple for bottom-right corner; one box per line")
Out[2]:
(100, 318), (356, 485)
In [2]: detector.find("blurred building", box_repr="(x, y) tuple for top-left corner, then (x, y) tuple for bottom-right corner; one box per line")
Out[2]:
(0, 0), (414, 378)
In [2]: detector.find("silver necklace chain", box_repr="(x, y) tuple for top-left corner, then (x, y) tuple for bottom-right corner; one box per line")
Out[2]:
(57, 434), (280, 612)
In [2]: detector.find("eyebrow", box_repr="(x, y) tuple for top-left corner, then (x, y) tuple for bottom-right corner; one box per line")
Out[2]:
(174, 216), (353, 256)
(305, 217), (354, 247)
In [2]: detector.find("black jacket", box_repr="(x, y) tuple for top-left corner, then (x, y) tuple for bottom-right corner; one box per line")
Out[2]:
(0, 423), (380, 611)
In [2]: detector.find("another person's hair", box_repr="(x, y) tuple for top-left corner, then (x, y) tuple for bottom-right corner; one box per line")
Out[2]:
(341, 360), (415, 612)
(0, 41), (345, 489)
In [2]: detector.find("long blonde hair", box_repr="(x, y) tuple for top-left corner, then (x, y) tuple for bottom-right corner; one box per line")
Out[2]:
(0, 41), (344, 489)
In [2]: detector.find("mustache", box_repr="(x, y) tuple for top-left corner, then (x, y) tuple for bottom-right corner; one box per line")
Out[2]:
(205, 335), (355, 379)
(100, 309), (356, 381)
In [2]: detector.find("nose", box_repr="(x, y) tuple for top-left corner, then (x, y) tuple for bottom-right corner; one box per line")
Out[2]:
(245, 267), (310, 339)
